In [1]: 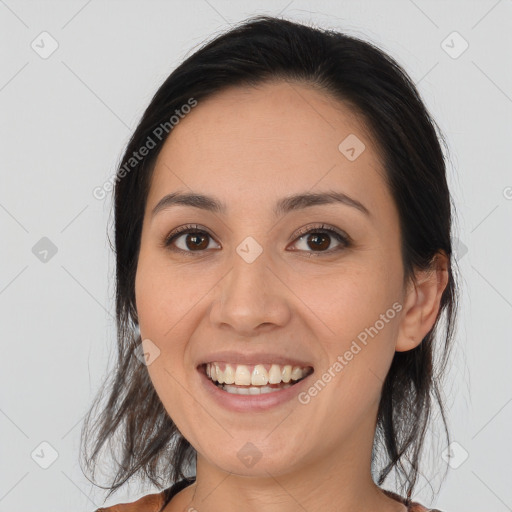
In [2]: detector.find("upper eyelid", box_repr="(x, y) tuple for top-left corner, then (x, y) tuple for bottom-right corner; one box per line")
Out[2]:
(166, 223), (347, 239)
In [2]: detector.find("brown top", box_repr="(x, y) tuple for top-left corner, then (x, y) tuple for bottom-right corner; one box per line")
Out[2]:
(95, 479), (443, 512)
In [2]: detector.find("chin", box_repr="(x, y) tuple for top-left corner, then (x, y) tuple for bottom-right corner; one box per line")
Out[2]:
(202, 440), (306, 478)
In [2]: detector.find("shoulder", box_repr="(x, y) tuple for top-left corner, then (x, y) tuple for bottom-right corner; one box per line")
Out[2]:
(409, 505), (441, 512)
(94, 477), (195, 512)
(382, 489), (445, 512)
(407, 497), (445, 512)
(95, 489), (166, 512)
(409, 505), (444, 512)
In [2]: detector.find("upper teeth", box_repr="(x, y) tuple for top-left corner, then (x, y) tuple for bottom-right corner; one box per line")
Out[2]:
(206, 362), (311, 386)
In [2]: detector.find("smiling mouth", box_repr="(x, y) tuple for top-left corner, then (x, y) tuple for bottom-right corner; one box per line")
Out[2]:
(202, 362), (314, 395)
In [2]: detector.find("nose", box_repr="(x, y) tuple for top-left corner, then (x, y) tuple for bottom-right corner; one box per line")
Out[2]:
(209, 249), (292, 336)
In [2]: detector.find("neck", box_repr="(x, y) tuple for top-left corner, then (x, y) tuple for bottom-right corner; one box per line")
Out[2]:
(173, 412), (406, 512)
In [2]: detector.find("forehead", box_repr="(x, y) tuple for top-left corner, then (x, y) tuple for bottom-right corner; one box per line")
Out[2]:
(148, 81), (389, 217)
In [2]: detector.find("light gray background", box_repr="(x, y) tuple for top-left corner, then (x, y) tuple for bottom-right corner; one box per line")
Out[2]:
(1, 1), (511, 510)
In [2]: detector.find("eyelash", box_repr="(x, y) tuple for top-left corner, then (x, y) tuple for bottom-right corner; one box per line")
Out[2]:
(163, 223), (351, 258)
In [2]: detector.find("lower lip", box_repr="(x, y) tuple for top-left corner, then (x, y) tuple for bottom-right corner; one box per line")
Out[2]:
(198, 366), (314, 412)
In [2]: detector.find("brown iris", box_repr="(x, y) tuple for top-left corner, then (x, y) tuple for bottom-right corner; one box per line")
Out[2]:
(185, 233), (209, 251)
(305, 233), (330, 251)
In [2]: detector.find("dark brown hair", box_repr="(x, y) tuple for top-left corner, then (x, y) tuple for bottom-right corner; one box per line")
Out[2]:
(80, 15), (458, 507)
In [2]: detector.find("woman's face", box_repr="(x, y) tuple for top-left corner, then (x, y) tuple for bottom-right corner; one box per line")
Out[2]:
(135, 81), (409, 478)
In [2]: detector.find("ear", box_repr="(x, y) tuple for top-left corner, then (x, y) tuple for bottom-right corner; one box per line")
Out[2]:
(395, 251), (449, 352)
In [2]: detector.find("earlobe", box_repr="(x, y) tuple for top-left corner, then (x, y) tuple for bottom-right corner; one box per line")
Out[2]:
(395, 252), (449, 352)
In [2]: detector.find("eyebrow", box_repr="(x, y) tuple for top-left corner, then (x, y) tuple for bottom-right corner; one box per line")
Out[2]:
(151, 190), (370, 218)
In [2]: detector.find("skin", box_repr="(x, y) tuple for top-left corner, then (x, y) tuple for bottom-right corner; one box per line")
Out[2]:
(134, 80), (449, 512)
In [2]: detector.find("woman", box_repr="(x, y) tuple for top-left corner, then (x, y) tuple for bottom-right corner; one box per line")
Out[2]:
(82, 15), (458, 512)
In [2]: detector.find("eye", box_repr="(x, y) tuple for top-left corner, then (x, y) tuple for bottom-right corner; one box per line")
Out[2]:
(162, 223), (351, 257)
(163, 224), (220, 255)
(288, 223), (351, 257)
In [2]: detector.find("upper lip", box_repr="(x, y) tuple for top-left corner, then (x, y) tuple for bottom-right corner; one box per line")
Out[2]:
(197, 350), (314, 368)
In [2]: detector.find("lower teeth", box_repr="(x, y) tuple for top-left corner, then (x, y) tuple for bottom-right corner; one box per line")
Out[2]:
(217, 382), (293, 395)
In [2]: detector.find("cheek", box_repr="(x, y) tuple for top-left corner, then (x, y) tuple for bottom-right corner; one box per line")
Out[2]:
(300, 263), (401, 404)
(135, 254), (203, 436)
(302, 261), (401, 342)
(135, 251), (198, 342)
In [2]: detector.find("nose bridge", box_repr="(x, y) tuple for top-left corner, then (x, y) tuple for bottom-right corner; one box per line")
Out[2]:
(210, 235), (291, 332)
(232, 237), (269, 293)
